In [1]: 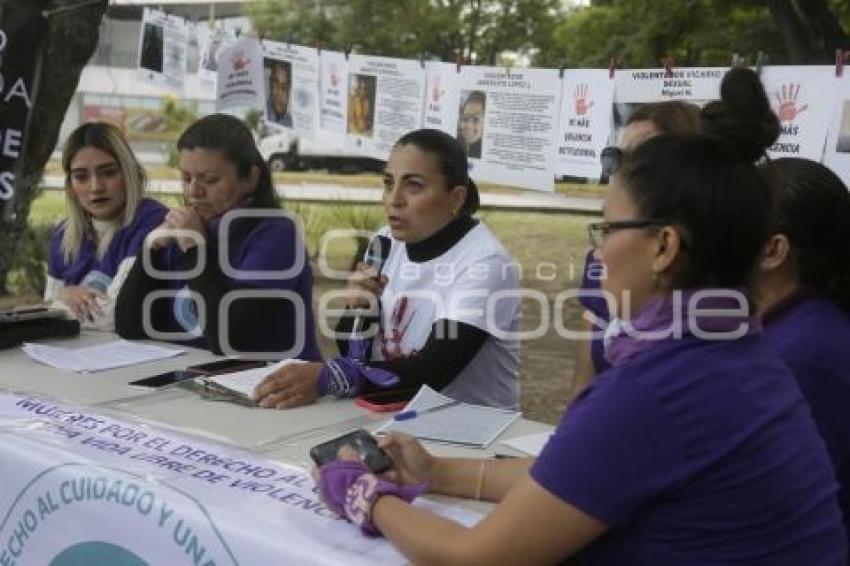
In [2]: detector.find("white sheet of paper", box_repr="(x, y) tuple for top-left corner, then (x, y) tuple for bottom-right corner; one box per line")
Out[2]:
(499, 430), (553, 457)
(207, 358), (305, 398)
(21, 340), (184, 373)
(376, 386), (521, 448)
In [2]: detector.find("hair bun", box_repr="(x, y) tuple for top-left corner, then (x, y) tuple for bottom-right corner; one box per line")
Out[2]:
(701, 67), (780, 163)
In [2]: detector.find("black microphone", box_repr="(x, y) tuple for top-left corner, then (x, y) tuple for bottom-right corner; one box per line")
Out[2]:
(351, 235), (391, 339)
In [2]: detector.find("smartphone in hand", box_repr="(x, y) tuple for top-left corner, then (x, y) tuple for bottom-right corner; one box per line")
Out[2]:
(309, 429), (392, 473)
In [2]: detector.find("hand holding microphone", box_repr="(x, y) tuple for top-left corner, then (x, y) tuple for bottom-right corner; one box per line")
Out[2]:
(347, 235), (391, 341)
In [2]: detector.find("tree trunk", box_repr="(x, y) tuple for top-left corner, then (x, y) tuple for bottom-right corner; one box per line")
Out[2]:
(0, 0), (108, 296)
(767, 0), (816, 63)
(796, 0), (848, 60)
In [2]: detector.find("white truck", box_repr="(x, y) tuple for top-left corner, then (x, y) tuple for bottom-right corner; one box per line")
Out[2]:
(257, 131), (383, 174)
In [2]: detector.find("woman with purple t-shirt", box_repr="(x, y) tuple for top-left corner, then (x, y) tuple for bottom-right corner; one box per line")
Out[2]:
(115, 114), (320, 359)
(311, 68), (847, 564)
(573, 101), (700, 395)
(45, 122), (167, 331)
(756, 157), (850, 548)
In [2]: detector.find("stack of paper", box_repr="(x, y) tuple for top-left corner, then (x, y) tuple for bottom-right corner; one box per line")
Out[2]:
(22, 340), (184, 373)
(376, 386), (521, 448)
(206, 359), (305, 399)
(499, 431), (553, 456)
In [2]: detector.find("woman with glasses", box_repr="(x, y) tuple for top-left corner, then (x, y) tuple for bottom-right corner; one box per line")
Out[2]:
(45, 122), (167, 330)
(755, 157), (850, 548)
(572, 101), (701, 396)
(457, 91), (486, 158)
(310, 68), (846, 564)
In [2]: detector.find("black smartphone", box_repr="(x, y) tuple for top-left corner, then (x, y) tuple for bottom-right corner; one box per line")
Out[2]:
(128, 370), (196, 389)
(309, 429), (393, 473)
(185, 359), (267, 376)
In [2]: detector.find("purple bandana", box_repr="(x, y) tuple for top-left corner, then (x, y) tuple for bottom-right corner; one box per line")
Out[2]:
(604, 289), (760, 367)
(317, 356), (401, 397)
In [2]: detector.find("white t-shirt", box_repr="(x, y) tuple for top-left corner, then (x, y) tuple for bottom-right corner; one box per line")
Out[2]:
(371, 222), (520, 409)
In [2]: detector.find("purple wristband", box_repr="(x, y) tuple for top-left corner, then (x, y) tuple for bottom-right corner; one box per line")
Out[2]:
(316, 356), (400, 398)
(318, 460), (426, 537)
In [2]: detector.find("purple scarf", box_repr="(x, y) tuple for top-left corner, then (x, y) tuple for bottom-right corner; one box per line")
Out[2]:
(604, 289), (760, 367)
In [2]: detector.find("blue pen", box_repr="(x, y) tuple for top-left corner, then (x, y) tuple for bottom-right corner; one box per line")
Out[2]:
(394, 400), (461, 421)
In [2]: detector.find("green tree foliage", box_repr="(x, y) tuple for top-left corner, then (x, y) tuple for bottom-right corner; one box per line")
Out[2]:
(545, 0), (848, 69)
(244, 0), (563, 65)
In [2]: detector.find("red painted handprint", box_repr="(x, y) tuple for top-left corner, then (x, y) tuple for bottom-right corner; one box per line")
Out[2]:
(774, 82), (808, 122)
(574, 84), (594, 116)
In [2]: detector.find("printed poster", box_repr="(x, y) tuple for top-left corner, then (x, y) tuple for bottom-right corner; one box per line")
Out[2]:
(456, 66), (560, 191)
(612, 67), (724, 143)
(824, 78), (850, 183)
(196, 22), (239, 88)
(317, 50), (350, 148)
(137, 7), (188, 93)
(215, 35), (265, 112)
(345, 54), (426, 160)
(0, 2), (45, 209)
(761, 66), (836, 161)
(554, 70), (615, 179)
(421, 61), (461, 135)
(262, 41), (320, 140)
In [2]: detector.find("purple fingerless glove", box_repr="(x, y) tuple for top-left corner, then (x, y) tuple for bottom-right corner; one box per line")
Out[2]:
(316, 356), (400, 398)
(318, 460), (427, 537)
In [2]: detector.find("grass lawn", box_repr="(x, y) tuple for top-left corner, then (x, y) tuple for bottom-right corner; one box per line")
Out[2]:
(9, 190), (595, 424)
(43, 160), (605, 197)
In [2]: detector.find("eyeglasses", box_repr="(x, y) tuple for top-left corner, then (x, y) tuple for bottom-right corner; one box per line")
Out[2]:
(587, 219), (670, 248)
(599, 146), (623, 183)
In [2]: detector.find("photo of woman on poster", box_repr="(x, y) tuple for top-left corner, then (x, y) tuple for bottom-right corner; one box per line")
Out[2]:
(457, 90), (485, 159)
(348, 74), (376, 137)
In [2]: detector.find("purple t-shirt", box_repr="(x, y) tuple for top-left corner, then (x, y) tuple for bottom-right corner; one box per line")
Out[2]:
(151, 213), (321, 360)
(763, 293), (850, 547)
(531, 332), (846, 564)
(577, 248), (611, 374)
(48, 198), (167, 291)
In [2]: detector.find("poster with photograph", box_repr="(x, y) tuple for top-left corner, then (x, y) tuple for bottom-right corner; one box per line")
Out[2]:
(345, 54), (426, 159)
(612, 67), (724, 143)
(761, 66), (836, 161)
(422, 62), (461, 134)
(317, 50), (349, 148)
(262, 41), (320, 140)
(137, 7), (188, 92)
(196, 22), (238, 87)
(554, 70), (615, 179)
(823, 78), (850, 182)
(215, 36), (265, 111)
(454, 66), (560, 191)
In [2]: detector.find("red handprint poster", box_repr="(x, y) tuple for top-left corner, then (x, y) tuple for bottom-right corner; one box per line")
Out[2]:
(761, 66), (837, 161)
(554, 70), (614, 179)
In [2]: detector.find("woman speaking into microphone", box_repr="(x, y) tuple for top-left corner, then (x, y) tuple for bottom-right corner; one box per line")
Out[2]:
(255, 129), (521, 410)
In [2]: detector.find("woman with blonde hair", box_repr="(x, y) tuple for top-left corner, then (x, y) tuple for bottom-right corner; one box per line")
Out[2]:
(45, 122), (167, 330)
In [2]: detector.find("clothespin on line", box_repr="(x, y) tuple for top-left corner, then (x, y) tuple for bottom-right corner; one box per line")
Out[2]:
(836, 49), (850, 77)
(660, 55), (675, 78)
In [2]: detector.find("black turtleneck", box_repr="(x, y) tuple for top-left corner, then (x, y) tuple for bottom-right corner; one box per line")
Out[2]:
(406, 215), (477, 262)
(336, 215), (490, 396)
